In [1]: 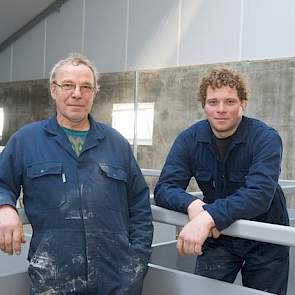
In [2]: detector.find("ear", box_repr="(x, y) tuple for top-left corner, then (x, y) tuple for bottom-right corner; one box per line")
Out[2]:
(50, 83), (57, 100)
(241, 100), (247, 111)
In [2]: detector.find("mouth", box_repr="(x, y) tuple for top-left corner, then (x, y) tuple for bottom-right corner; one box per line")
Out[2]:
(214, 118), (228, 121)
(67, 104), (84, 108)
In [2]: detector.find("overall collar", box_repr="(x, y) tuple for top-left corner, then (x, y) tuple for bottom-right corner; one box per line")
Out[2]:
(197, 116), (249, 145)
(43, 114), (105, 158)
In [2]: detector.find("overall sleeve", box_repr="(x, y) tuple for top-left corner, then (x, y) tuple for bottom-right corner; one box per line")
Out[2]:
(154, 132), (199, 213)
(203, 129), (284, 230)
(127, 146), (153, 263)
(0, 135), (22, 208)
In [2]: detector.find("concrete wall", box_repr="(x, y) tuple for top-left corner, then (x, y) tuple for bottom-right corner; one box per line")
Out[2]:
(1, 57), (295, 206)
(0, 80), (54, 144)
(1, 0), (295, 80)
(139, 59), (295, 177)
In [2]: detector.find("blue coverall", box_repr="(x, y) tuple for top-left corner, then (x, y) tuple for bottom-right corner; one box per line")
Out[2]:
(155, 116), (289, 294)
(0, 115), (153, 294)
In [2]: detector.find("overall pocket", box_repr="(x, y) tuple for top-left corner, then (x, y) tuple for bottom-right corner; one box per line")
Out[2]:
(87, 163), (129, 232)
(26, 162), (66, 208)
(195, 169), (215, 202)
(227, 170), (247, 195)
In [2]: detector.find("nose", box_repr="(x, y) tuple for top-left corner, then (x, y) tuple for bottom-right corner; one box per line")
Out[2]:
(217, 102), (225, 112)
(72, 85), (82, 99)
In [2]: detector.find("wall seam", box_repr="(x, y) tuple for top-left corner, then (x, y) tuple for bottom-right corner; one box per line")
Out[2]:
(133, 71), (138, 159)
(81, 0), (86, 54)
(176, 0), (182, 66)
(43, 19), (47, 79)
(238, 0), (244, 60)
(9, 44), (13, 81)
(124, 0), (130, 71)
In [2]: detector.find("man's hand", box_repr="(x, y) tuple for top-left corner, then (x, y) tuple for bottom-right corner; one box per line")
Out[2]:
(208, 227), (221, 239)
(0, 205), (26, 255)
(188, 199), (221, 240)
(177, 211), (215, 256)
(187, 199), (205, 221)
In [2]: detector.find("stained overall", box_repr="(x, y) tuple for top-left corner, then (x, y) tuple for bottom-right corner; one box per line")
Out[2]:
(0, 115), (153, 294)
(155, 116), (289, 295)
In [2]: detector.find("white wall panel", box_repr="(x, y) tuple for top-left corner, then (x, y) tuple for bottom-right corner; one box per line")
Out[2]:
(242, 0), (295, 60)
(180, 0), (241, 66)
(127, 0), (179, 70)
(0, 47), (11, 82)
(2, 0), (295, 80)
(12, 22), (44, 81)
(45, 0), (83, 77)
(84, 0), (127, 73)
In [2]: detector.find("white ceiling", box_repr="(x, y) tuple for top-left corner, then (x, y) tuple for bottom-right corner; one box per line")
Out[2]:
(0, 0), (56, 46)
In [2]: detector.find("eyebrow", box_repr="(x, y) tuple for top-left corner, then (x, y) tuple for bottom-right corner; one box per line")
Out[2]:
(59, 80), (93, 86)
(207, 97), (238, 100)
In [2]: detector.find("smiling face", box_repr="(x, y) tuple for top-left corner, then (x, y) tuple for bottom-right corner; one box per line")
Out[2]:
(204, 85), (246, 138)
(50, 62), (96, 130)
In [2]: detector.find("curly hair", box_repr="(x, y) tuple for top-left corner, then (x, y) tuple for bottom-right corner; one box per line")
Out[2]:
(198, 68), (249, 107)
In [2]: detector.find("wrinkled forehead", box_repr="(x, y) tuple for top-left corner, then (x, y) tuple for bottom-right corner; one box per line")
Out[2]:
(55, 62), (95, 83)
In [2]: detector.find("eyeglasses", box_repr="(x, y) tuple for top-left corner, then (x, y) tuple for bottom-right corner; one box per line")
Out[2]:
(53, 81), (96, 95)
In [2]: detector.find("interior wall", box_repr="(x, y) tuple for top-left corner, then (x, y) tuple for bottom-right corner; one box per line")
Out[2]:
(1, 0), (295, 81)
(1, 57), (295, 188)
(0, 80), (54, 144)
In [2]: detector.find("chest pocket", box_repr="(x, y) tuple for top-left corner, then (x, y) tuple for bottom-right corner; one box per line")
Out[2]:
(99, 163), (128, 182)
(26, 162), (66, 208)
(195, 169), (215, 202)
(227, 170), (247, 194)
(97, 163), (128, 209)
(95, 163), (129, 232)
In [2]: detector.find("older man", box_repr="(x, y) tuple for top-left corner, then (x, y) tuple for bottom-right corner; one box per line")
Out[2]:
(0, 54), (153, 294)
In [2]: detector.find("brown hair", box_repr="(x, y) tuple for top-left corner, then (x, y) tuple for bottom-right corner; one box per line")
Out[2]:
(198, 68), (249, 107)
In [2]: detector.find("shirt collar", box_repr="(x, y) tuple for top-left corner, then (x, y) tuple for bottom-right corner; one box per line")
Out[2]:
(44, 114), (105, 141)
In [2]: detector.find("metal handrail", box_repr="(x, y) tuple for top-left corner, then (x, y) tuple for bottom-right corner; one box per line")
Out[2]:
(151, 202), (295, 247)
(141, 169), (161, 177)
(18, 204), (295, 247)
(17, 169), (295, 248)
(141, 168), (295, 196)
